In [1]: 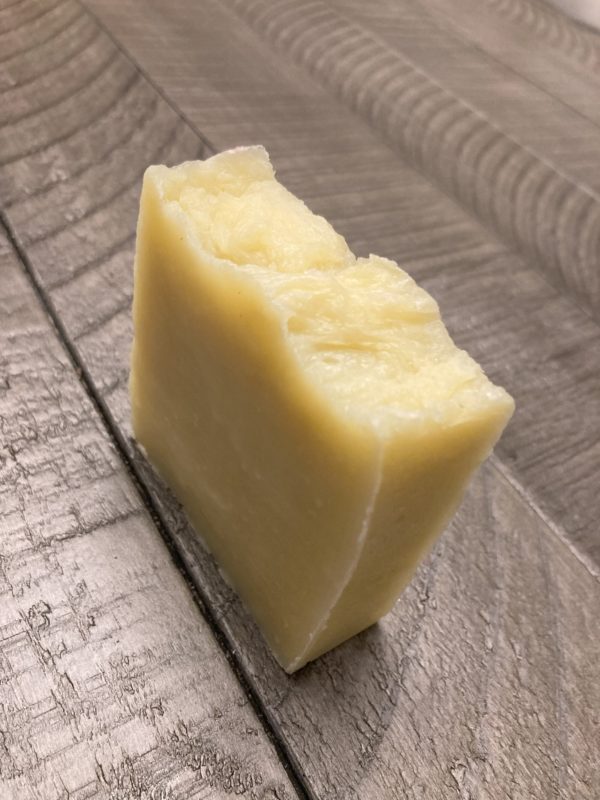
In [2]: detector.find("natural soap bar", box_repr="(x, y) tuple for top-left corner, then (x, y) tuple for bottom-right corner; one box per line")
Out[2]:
(130, 147), (514, 672)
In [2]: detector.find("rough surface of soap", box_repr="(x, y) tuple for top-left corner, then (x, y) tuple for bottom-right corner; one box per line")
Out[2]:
(130, 146), (514, 672)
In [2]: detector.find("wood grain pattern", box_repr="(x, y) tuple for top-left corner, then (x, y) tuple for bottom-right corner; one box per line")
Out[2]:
(138, 443), (600, 799)
(466, 0), (600, 74)
(1, 0), (599, 797)
(414, 0), (600, 124)
(223, 0), (600, 321)
(0, 234), (299, 799)
(78, 0), (600, 571)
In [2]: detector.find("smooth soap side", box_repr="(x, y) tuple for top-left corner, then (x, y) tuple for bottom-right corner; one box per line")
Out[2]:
(295, 401), (514, 668)
(131, 150), (515, 672)
(130, 167), (381, 671)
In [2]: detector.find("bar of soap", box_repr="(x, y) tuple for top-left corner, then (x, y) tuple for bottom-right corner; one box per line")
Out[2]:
(130, 146), (514, 672)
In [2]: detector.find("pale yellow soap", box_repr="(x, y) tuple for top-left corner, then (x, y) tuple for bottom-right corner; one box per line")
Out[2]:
(130, 146), (514, 672)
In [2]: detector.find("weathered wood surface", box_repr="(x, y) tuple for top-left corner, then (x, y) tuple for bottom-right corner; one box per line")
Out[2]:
(0, 236), (299, 799)
(74, 0), (600, 573)
(1, 0), (599, 797)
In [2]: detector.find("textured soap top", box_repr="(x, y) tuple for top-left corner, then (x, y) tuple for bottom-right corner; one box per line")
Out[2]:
(132, 146), (515, 671)
(150, 147), (511, 433)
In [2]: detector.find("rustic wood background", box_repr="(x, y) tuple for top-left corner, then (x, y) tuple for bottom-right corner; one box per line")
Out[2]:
(1, 0), (599, 798)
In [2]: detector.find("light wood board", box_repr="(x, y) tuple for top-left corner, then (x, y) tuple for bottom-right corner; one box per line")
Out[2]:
(1, 0), (599, 797)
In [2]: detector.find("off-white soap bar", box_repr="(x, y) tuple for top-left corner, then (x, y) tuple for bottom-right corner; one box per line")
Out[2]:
(130, 146), (514, 672)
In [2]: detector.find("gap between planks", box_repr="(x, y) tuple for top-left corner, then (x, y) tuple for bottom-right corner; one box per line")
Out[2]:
(0, 206), (315, 800)
(77, 0), (600, 585)
(1, 1), (596, 792)
(79, 0), (219, 159)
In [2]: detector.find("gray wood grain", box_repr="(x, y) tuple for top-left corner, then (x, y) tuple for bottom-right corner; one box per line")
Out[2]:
(223, 0), (600, 321)
(75, 0), (600, 572)
(0, 235), (299, 796)
(414, 0), (600, 123)
(1, 0), (599, 797)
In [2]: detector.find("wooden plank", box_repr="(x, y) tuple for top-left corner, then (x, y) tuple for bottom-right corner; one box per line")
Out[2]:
(70, 0), (600, 571)
(257, 465), (600, 799)
(220, 0), (600, 323)
(546, 0), (600, 29)
(332, 0), (600, 144)
(0, 239), (299, 796)
(442, 0), (600, 74)
(1, 1), (599, 797)
(138, 438), (600, 798)
(411, 0), (600, 127)
(0, 1), (82, 68)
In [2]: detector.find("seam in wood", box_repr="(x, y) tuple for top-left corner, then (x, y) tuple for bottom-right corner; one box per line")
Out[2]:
(222, 0), (600, 329)
(394, 0), (600, 132)
(0, 208), (314, 800)
(78, 0), (600, 584)
(490, 453), (600, 582)
(78, 0), (218, 160)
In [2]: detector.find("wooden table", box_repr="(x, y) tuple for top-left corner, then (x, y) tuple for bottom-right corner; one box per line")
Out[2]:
(1, 1), (599, 797)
